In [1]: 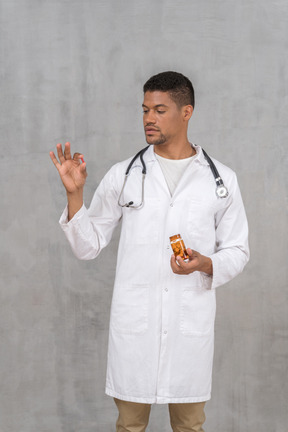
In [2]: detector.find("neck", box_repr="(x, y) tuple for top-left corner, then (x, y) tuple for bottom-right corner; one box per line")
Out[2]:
(153, 140), (195, 160)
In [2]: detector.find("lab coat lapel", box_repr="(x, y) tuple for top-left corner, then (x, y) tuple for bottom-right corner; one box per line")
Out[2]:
(145, 146), (172, 198)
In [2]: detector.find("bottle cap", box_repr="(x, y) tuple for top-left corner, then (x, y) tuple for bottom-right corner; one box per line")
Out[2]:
(169, 234), (181, 242)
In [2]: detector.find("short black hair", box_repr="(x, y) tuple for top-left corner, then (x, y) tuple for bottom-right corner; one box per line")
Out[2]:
(143, 71), (195, 108)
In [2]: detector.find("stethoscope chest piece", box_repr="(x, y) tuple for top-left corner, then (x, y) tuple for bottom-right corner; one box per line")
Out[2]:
(216, 185), (229, 198)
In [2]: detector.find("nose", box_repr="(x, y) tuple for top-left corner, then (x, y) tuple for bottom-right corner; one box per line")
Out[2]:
(144, 110), (156, 125)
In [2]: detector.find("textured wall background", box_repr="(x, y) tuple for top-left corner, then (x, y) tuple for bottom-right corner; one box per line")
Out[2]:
(0, 0), (287, 431)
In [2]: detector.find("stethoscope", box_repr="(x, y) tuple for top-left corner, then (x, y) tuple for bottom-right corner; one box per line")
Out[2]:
(118, 145), (228, 209)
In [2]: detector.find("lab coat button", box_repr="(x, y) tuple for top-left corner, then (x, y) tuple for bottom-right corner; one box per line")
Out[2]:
(170, 203), (173, 207)
(164, 330), (167, 334)
(165, 288), (168, 292)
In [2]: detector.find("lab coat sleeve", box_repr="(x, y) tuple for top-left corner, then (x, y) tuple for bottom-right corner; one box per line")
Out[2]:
(59, 166), (122, 260)
(209, 172), (250, 289)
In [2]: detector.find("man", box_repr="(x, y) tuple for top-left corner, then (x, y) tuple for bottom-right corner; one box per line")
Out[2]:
(50, 71), (249, 432)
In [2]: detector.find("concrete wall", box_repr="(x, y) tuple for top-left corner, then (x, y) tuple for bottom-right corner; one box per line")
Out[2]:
(0, 0), (287, 431)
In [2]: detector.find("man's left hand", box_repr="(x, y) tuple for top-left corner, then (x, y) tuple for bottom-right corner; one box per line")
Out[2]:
(170, 248), (213, 276)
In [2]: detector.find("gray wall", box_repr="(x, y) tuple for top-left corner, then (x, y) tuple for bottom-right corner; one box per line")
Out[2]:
(0, 0), (287, 431)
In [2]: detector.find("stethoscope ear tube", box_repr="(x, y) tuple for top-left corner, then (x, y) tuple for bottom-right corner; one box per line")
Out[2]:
(125, 145), (149, 175)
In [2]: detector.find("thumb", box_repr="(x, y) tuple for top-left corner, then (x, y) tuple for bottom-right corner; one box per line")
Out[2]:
(79, 161), (87, 174)
(186, 248), (194, 257)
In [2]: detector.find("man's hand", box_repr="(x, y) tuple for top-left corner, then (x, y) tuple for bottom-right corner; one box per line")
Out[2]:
(49, 142), (87, 193)
(49, 142), (87, 220)
(170, 248), (213, 276)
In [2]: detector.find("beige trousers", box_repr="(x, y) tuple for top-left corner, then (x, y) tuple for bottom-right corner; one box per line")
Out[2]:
(114, 398), (206, 432)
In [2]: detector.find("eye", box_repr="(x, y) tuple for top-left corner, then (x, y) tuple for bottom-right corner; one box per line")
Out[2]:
(157, 111), (165, 114)
(142, 110), (148, 114)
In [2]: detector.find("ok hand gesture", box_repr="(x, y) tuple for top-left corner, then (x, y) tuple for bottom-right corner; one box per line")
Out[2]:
(49, 142), (87, 194)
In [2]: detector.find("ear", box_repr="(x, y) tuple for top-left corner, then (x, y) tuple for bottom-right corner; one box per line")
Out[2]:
(182, 105), (193, 121)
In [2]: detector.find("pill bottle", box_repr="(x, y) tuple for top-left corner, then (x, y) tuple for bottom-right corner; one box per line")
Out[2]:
(169, 234), (189, 262)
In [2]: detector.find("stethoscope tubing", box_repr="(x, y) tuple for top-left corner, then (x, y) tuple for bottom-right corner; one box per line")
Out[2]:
(201, 149), (223, 187)
(118, 145), (228, 207)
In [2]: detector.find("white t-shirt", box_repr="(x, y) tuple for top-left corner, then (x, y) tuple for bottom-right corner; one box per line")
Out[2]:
(155, 153), (196, 196)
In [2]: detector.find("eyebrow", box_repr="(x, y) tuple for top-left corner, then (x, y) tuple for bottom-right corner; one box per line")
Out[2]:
(142, 103), (169, 109)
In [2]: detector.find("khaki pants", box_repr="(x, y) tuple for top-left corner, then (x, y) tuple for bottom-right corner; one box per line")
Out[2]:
(114, 398), (206, 432)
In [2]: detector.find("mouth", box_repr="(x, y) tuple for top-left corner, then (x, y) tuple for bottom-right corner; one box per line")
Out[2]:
(145, 128), (159, 133)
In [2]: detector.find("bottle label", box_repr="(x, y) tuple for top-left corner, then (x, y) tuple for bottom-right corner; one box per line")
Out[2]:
(170, 235), (189, 261)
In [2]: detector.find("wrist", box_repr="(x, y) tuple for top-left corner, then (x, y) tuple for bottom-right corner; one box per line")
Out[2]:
(200, 256), (213, 276)
(66, 188), (84, 198)
(66, 189), (84, 221)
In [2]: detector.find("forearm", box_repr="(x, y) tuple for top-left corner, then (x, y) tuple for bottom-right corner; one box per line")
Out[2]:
(209, 246), (249, 289)
(59, 205), (102, 260)
(67, 189), (84, 221)
(60, 187), (122, 260)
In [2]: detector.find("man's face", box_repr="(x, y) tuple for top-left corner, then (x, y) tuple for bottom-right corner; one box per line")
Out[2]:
(142, 91), (188, 147)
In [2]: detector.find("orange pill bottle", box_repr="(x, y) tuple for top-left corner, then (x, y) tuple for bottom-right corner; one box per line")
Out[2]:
(169, 234), (189, 262)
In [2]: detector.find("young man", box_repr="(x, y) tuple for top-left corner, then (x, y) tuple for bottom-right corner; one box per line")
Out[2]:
(50, 71), (249, 432)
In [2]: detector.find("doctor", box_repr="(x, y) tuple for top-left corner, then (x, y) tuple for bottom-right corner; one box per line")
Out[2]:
(50, 71), (249, 432)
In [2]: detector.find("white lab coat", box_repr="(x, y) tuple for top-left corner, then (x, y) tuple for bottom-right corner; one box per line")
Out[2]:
(59, 144), (249, 404)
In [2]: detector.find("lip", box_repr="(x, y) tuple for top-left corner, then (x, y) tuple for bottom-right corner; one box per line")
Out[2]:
(145, 128), (158, 133)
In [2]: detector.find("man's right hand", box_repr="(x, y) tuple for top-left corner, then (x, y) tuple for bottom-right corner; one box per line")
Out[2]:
(50, 142), (87, 220)
(49, 142), (87, 193)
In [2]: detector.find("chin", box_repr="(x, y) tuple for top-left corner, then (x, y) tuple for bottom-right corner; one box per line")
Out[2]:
(145, 137), (165, 146)
(152, 140), (167, 146)
(145, 137), (155, 145)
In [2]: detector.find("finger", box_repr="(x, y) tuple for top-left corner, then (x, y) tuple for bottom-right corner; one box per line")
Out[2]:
(186, 249), (198, 262)
(187, 248), (200, 259)
(172, 253), (195, 274)
(170, 255), (182, 273)
(56, 143), (65, 164)
(175, 255), (188, 269)
(73, 152), (84, 161)
(64, 142), (72, 160)
(49, 151), (61, 171)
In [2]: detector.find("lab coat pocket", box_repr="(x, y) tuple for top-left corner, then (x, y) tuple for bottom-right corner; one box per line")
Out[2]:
(180, 289), (216, 336)
(187, 200), (216, 240)
(110, 283), (149, 334)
